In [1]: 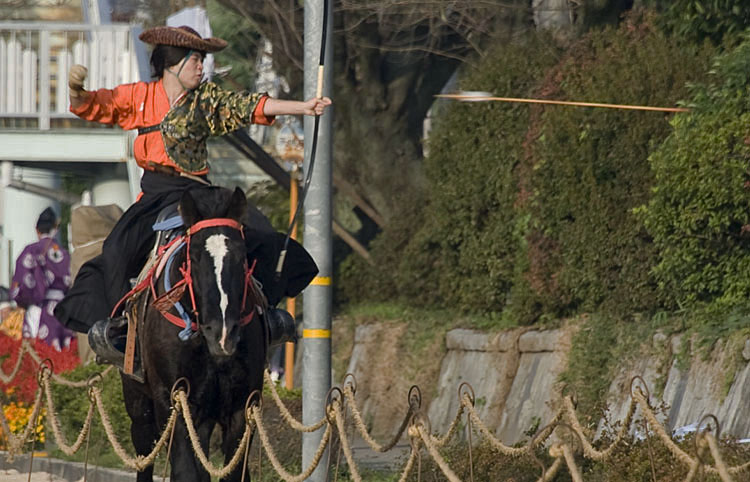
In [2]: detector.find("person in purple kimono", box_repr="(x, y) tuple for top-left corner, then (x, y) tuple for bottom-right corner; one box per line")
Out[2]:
(10, 207), (74, 351)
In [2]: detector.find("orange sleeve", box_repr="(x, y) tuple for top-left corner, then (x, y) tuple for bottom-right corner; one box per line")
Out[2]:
(251, 96), (275, 126)
(70, 83), (138, 130)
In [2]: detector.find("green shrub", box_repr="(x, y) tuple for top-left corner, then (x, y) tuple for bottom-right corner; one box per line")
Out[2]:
(655, 0), (750, 46)
(336, 188), (432, 306)
(337, 33), (563, 316)
(338, 10), (719, 327)
(584, 429), (750, 481)
(638, 37), (750, 313)
(425, 34), (562, 316)
(411, 439), (562, 482)
(521, 12), (715, 321)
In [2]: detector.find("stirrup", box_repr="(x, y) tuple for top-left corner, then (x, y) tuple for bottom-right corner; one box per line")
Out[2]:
(88, 317), (144, 382)
(266, 308), (297, 346)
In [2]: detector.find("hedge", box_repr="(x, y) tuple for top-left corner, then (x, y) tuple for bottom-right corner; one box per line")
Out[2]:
(337, 33), (561, 313)
(521, 12), (715, 322)
(638, 36), (750, 313)
(337, 12), (719, 326)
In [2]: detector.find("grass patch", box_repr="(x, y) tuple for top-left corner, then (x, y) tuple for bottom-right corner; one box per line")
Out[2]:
(263, 381), (302, 400)
(559, 313), (677, 423)
(561, 307), (750, 423)
(672, 304), (750, 400)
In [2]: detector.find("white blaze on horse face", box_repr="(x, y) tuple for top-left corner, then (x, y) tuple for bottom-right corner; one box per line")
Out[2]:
(205, 234), (231, 352)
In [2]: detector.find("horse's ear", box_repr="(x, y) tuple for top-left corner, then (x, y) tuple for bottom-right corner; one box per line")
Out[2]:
(226, 187), (247, 222)
(179, 190), (200, 227)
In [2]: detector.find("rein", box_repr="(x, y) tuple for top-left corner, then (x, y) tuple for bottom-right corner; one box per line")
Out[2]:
(112, 217), (258, 338)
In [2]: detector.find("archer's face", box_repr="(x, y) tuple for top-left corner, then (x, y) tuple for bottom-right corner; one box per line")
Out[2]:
(173, 52), (204, 89)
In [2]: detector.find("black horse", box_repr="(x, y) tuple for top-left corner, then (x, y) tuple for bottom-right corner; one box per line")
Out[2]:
(121, 187), (267, 482)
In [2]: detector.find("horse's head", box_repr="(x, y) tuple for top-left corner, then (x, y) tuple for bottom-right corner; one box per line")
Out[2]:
(179, 187), (252, 358)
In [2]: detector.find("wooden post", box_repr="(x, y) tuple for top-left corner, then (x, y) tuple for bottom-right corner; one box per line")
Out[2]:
(285, 165), (299, 389)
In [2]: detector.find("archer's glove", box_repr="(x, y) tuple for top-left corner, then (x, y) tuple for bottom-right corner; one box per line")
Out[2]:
(68, 64), (88, 98)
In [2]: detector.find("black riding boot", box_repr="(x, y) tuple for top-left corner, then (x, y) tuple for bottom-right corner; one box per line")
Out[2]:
(266, 308), (297, 346)
(88, 316), (144, 382)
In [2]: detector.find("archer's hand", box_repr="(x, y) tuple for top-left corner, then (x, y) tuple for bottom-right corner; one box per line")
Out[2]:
(68, 64), (88, 98)
(302, 96), (332, 116)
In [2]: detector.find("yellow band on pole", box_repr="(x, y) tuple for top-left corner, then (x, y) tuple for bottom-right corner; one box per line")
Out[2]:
(303, 329), (331, 339)
(310, 276), (332, 286)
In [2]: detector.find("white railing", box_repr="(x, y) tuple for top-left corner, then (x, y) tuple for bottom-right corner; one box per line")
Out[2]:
(0, 22), (146, 129)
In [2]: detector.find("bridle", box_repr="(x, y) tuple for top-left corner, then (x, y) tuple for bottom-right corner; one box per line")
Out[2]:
(112, 217), (261, 340)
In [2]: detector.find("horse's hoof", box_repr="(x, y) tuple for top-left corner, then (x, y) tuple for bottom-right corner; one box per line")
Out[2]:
(267, 308), (297, 346)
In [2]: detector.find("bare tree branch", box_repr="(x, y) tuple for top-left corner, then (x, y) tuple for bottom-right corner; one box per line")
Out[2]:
(227, 0), (304, 71)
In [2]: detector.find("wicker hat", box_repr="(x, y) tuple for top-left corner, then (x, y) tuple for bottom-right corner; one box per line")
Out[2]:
(139, 25), (227, 53)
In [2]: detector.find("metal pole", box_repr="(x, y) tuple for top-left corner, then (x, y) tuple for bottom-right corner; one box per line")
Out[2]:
(302, 0), (333, 479)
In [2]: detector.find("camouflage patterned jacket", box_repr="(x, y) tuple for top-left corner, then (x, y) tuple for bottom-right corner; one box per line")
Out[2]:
(71, 80), (273, 175)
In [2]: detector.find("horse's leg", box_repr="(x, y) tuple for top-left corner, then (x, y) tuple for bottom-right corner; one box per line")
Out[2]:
(121, 376), (156, 482)
(166, 414), (214, 482)
(219, 408), (253, 482)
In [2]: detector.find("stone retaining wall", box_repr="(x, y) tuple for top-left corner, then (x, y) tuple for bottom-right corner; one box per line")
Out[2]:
(344, 324), (750, 444)
(427, 328), (571, 444)
(600, 335), (750, 440)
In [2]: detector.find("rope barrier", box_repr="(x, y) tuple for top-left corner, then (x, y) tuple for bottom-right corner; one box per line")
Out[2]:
(396, 442), (418, 482)
(341, 383), (416, 452)
(563, 394), (636, 460)
(536, 456), (563, 482)
(463, 393), (562, 457)
(332, 397), (363, 482)
(92, 385), (177, 471)
(704, 432), (733, 482)
(251, 404), (332, 482)
(0, 340), (113, 386)
(415, 422), (462, 482)
(632, 388), (698, 468)
(41, 373), (93, 455)
(432, 397), (465, 448)
(0, 342), (28, 384)
(173, 390), (252, 478)
(684, 460), (701, 482)
(263, 369), (327, 432)
(3, 341), (750, 482)
(0, 381), (44, 458)
(560, 443), (583, 482)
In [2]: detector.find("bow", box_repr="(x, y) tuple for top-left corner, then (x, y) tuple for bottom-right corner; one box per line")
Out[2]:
(275, 0), (330, 279)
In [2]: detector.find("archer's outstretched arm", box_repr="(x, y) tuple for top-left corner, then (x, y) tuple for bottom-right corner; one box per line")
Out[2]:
(263, 97), (332, 117)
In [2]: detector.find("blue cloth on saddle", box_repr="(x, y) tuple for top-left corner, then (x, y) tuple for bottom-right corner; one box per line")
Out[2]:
(152, 209), (194, 341)
(161, 242), (194, 341)
(152, 215), (184, 232)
